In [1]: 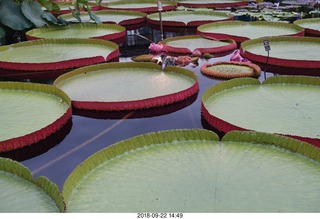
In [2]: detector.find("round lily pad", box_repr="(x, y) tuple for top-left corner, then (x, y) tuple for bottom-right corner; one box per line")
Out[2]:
(53, 62), (199, 111)
(159, 35), (236, 56)
(201, 76), (320, 147)
(240, 36), (320, 76)
(197, 21), (304, 43)
(50, 1), (100, 16)
(201, 61), (261, 79)
(0, 157), (65, 212)
(0, 38), (119, 79)
(0, 82), (72, 153)
(59, 10), (147, 30)
(177, 0), (249, 8)
(101, 0), (176, 14)
(294, 18), (320, 37)
(63, 129), (320, 212)
(147, 10), (233, 28)
(26, 23), (126, 44)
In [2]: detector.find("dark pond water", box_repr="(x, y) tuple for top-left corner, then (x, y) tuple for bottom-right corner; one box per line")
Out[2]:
(3, 27), (274, 190)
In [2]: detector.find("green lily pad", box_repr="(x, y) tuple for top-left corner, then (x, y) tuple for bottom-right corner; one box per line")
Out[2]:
(59, 9), (147, 28)
(201, 76), (320, 147)
(0, 157), (64, 212)
(197, 21), (304, 43)
(0, 82), (71, 153)
(177, 0), (249, 8)
(240, 36), (320, 76)
(53, 62), (199, 111)
(160, 35), (236, 55)
(0, 38), (119, 75)
(294, 18), (320, 37)
(0, 38), (117, 64)
(147, 10), (233, 27)
(63, 129), (320, 212)
(26, 23), (126, 43)
(101, 0), (176, 13)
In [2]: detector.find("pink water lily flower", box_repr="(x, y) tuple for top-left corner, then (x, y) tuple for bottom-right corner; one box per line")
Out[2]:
(149, 43), (166, 54)
(230, 50), (251, 63)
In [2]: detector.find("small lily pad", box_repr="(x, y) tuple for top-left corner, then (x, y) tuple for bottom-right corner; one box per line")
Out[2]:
(201, 61), (261, 79)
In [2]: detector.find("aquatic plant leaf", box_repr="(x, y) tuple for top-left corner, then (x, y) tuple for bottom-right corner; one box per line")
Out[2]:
(85, 5), (101, 24)
(59, 9), (147, 27)
(53, 62), (198, 111)
(104, 0), (177, 13)
(36, 176), (66, 212)
(0, 82), (72, 152)
(240, 36), (320, 75)
(197, 20), (304, 43)
(0, 157), (63, 212)
(41, 11), (59, 24)
(0, 0), (32, 30)
(146, 10), (233, 27)
(201, 61), (261, 79)
(160, 35), (236, 55)
(177, 0), (248, 8)
(201, 76), (320, 147)
(26, 23), (125, 43)
(294, 18), (320, 37)
(63, 129), (320, 212)
(0, 38), (119, 72)
(38, 0), (54, 11)
(21, 0), (49, 27)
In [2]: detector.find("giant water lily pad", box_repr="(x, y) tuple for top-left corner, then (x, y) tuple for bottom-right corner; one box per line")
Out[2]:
(59, 10), (147, 30)
(101, 0), (176, 13)
(26, 23), (126, 44)
(197, 21), (304, 43)
(0, 82), (71, 153)
(0, 38), (119, 79)
(201, 76), (320, 147)
(147, 10), (233, 28)
(240, 36), (320, 76)
(0, 157), (64, 212)
(294, 18), (320, 37)
(50, 1), (100, 16)
(159, 35), (236, 56)
(63, 129), (320, 212)
(177, 0), (248, 8)
(53, 62), (198, 111)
